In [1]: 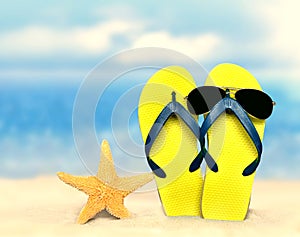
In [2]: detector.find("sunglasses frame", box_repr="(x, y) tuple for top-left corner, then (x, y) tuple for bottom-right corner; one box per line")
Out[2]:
(220, 86), (276, 106)
(186, 86), (275, 119)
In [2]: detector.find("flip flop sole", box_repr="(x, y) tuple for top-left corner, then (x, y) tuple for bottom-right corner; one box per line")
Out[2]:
(202, 63), (266, 220)
(138, 66), (203, 216)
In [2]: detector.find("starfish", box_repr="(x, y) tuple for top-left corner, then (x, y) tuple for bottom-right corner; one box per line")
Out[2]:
(57, 139), (154, 224)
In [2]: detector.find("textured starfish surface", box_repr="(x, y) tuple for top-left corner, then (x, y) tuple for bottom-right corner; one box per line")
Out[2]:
(57, 140), (154, 224)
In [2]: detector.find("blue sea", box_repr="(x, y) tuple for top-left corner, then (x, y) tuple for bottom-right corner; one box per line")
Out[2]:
(0, 76), (156, 178)
(0, 83), (79, 177)
(0, 80), (299, 179)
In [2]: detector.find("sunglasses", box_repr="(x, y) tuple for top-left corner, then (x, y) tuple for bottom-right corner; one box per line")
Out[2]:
(187, 86), (275, 119)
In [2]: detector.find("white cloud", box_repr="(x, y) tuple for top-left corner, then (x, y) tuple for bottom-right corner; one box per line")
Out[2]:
(0, 19), (221, 62)
(0, 20), (140, 57)
(92, 4), (137, 20)
(132, 31), (221, 60)
(258, 0), (300, 62)
(250, 0), (300, 83)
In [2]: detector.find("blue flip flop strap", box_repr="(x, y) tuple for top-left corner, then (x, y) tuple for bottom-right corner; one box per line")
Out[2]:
(145, 93), (203, 178)
(200, 96), (263, 176)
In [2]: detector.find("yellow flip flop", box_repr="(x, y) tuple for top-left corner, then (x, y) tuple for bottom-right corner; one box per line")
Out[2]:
(138, 66), (203, 216)
(187, 63), (274, 220)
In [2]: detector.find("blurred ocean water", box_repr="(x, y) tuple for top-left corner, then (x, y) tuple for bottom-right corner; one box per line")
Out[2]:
(0, 84), (79, 177)
(0, 81), (298, 179)
(0, 84), (75, 136)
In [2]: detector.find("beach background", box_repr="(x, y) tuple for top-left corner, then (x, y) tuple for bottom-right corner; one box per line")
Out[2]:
(1, 0), (300, 236)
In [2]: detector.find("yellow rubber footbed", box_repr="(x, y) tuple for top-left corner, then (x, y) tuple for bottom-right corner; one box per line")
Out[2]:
(138, 66), (203, 216)
(202, 63), (266, 220)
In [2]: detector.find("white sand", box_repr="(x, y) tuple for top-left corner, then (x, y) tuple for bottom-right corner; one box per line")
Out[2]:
(0, 177), (300, 237)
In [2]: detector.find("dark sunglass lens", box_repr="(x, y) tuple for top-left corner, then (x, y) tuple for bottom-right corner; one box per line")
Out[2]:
(187, 86), (226, 115)
(235, 89), (273, 119)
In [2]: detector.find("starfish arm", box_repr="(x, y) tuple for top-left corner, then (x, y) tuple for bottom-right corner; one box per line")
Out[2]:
(96, 140), (118, 182)
(106, 194), (131, 219)
(77, 196), (106, 224)
(58, 140), (152, 224)
(57, 172), (99, 195)
(113, 173), (154, 192)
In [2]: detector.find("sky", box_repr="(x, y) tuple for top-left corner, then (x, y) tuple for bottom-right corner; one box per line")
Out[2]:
(0, 0), (299, 179)
(1, 0), (299, 82)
